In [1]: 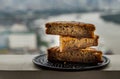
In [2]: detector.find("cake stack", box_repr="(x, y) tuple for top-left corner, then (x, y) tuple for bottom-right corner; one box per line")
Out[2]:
(45, 21), (102, 63)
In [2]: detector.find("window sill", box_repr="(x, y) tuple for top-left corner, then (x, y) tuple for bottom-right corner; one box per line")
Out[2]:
(0, 55), (120, 79)
(0, 55), (118, 71)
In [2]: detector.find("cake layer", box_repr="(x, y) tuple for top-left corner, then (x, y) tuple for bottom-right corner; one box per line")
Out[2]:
(47, 46), (102, 63)
(46, 21), (95, 38)
(60, 35), (99, 52)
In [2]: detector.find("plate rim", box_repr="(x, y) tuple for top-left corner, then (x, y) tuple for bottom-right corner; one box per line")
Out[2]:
(32, 54), (110, 71)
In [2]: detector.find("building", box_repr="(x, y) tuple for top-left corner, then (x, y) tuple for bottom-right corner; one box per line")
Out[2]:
(0, 23), (37, 51)
(8, 32), (37, 50)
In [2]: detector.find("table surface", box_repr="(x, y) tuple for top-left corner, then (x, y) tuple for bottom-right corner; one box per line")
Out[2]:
(0, 55), (119, 71)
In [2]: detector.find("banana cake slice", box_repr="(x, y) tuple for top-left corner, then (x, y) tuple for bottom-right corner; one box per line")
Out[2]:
(47, 46), (102, 63)
(46, 21), (95, 38)
(60, 35), (99, 52)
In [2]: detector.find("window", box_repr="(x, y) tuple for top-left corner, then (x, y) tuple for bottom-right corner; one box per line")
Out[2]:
(0, 0), (119, 55)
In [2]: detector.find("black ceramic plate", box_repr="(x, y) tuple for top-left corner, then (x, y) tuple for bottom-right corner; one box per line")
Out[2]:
(33, 54), (110, 71)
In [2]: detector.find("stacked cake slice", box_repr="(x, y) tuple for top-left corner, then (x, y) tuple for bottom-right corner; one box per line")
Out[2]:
(45, 21), (103, 63)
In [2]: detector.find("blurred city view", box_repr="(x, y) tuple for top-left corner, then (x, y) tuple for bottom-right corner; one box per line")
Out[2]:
(0, 0), (120, 54)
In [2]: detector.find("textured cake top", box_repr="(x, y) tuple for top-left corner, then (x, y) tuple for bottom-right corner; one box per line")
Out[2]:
(46, 21), (95, 31)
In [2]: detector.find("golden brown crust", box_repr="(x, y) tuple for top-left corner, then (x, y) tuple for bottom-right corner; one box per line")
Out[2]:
(47, 46), (102, 63)
(60, 35), (99, 52)
(45, 21), (95, 38)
